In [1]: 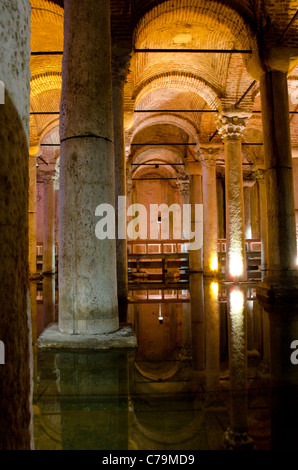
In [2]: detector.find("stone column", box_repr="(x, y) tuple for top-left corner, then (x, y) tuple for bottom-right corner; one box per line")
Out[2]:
(29, 146), (40, 277)
(41, 173), (56, 275)
(112, 55), (130, 302)
(200, 147), (220, 277)
(256, 169), (269, 277)
(243, 181), (256, 240)
(177, 177), (190, 249)
(259, 71), (298, 292)
(217, 114), (249, 282)
(0, 0), (32, 449)
(59, 0), (118, 334)
(185, 163), (203, 272)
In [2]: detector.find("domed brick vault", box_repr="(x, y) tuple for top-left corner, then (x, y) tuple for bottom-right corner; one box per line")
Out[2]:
(2, 0), (298, 450)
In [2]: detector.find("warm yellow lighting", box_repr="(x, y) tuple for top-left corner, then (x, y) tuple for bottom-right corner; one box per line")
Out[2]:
(229, 253), (243, 278)
(230, 289), (244, 315)
(173, 33), (192, 45)
(211, 282), (219, 296)
(211, 255), (218, 272)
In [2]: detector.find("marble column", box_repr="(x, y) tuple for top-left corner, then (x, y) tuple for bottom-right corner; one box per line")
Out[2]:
(259, 70), (298, 292)
(112, 55), (130, 301)
(59, 0), (118, 334)
(29, 145), (40, 276)
(186, 163), (203, 272)
(200, 147), (220, 277)
(217, 114), (249, 282)
(41, 173), (56, 275)
(256, 169), (269, 277)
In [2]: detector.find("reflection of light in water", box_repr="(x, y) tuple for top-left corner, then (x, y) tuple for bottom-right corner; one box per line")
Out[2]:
(230, 253), (243, 278)
(158, 303), (163, 324)
(211, 255), (218, 272)
(211, 282), (219, 296)
(230, 289), (244, 321)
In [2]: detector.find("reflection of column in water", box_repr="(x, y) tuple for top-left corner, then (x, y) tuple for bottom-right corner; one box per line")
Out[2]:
(224, 286), (254, 450)
(43, 276), (55, 326)
(181, 302), (192, 359)
(267, 304), (298, 450)
(189, 273), (205, 370)
(204, 280), (220, 393)
(29, 282), (37, 344)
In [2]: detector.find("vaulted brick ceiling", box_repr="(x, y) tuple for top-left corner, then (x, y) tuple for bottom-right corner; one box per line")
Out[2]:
(30, 0), (298, 171)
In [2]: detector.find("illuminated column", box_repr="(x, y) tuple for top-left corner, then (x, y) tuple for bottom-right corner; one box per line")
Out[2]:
(112, 55), (130, 301)
(217, 114), (249, 282)
(259, 71), (298, 291)
(59, 0), (118, 334)
(186, 163), (203, 272)
(41, 173), (56, 275)
(177, 177), (190, 247)
(224, 287), (254, 450)
(200, 147), (220, 277)
(29, 145), (40, 276)
(256, 169), (269, 277)
(243, 181), (255, 240)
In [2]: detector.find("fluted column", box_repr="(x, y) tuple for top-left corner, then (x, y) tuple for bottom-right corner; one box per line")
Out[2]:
(59, 0), (118, 334)
(217, 114), (249, 282)
(41, 173), (56, 275)
(112, 55), (130, 301)
(256, 169), (269, 277)
(259, 70), (298, 292)
(200, 147), (220, 276)
(29, 145), (40, 276)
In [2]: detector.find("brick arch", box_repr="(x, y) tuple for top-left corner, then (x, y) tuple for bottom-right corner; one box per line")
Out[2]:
(31, 72), (62, 98)
(31, 0), (64, 26)
(134, 72), (221, 111)
(129, 115), (200, 150)
(134, 0), (255, 51)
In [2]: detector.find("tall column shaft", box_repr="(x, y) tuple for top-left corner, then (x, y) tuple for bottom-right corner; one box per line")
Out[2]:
(29, 147), (39, 275)
(42, 176), (55, 274)
(189, 173), (203, 272)
(112, 57), (130, 301)
(217, 114), (249, 282)
(59, 0), (118, 334)
(256, 170), (269, 276)
(200, 149), (219, 276)
(260, 71), (297, 282)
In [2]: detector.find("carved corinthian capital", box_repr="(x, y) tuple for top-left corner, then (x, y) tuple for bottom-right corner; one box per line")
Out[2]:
(112, 54), (131, 86)
(216, 113), (250, 141)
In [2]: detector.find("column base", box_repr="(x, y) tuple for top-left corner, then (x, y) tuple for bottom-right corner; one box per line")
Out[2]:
(223, 428), (254, 450)
(37, 323), (137, 350)
(257, 271), (298, 305)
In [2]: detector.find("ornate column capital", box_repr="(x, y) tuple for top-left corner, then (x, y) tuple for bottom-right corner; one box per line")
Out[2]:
(39, 170), (56, 184)
(216, 112), (250, 141)
(177, 176), (190, 199)
(243, 180), (256, 188)
(199, 146), (222, 166)
(254, 168), (266, 183)
(112, 54), (131, 86)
